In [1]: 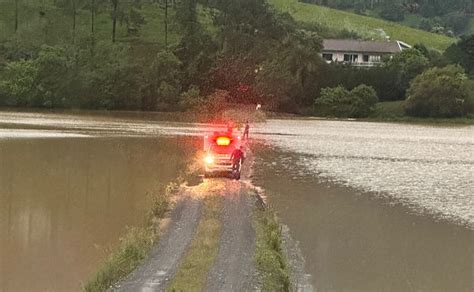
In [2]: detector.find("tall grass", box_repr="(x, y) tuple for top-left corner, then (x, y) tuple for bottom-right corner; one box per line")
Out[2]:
(82, 182), (177, 292)
(268, 0), (455, 51)
(253, 207), (291, 292)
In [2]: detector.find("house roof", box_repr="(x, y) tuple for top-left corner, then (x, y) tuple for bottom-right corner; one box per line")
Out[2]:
(323, 39), (403, 54)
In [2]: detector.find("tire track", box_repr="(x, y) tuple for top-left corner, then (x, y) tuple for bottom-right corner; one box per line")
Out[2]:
(204, 181), (258, 292)
(113, 193), (201, 292)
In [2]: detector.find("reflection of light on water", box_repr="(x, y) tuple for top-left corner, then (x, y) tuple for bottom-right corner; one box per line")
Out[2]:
(10, 204), (51, 252)
(254, 120), (474, 227)
(0, 129), (90, 138)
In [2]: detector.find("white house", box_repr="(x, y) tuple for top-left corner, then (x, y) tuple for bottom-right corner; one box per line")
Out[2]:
(322, 39), (411, 67)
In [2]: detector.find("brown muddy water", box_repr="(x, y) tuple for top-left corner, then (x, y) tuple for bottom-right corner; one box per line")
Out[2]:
(1, 111), (473, 291)
(252, 119), (474, 292)
(0, 111), (196, 291)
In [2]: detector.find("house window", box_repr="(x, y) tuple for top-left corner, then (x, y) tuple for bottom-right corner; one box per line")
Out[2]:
(371, 55), (381, 62)
(322, 53), (333, 61)
(363, 55), (370, 62)
(344, 54), (358, 63)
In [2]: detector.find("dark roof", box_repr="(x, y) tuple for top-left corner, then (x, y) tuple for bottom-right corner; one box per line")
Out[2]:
(323, 39), (402, 54)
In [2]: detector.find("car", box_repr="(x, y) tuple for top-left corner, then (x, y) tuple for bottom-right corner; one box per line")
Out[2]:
(203, 131), (242, 179)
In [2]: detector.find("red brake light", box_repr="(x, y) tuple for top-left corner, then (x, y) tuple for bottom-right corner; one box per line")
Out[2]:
(216, 136), (231, 146)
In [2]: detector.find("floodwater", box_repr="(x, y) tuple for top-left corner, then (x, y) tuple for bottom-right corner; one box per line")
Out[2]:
(252, 120), (474, 291)
(1, 112), (473, 291)
(0, 112), (194, 291)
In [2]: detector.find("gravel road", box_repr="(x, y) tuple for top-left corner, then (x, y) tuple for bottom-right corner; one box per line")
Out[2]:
(204, 180), (257, 292)
(114, 193), (202, 292)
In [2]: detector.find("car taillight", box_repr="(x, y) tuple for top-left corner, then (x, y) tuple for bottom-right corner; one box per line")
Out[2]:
(216, 136), (231, 146)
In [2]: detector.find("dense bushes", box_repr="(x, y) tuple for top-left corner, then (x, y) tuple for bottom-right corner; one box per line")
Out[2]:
(314, 84), (378, 118)
(404, 65), (472, 118)
(0, 42), (143, 109)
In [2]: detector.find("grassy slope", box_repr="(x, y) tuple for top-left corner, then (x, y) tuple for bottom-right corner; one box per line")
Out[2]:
(268, 0), (455, 51)
(0, 1), (214, 46)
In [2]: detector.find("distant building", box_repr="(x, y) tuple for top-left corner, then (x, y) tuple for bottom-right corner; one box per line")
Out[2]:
(322, 39), (411, 67)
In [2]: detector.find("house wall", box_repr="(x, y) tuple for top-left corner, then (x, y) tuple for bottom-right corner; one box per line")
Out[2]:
(322, 51), (387, 66)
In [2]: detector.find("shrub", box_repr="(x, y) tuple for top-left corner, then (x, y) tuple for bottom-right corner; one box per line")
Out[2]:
(179, 85), (205, 110)
(0, 59), (38, 106)
(314, 84), (379, 118)
(404, 65), (471, 118)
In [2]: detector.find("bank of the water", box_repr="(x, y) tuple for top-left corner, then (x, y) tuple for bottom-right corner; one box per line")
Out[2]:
(253, 206), (291, 292)
(82, 182), (180, 292)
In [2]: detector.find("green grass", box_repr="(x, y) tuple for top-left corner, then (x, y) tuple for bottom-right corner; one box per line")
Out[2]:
(369, 101), (474, 125)
(167, 194), (223, 292)
(82, 182), (175, 292)
(253, 207), (291, 292)
(0, 1), (214, 47)
(268, 0), (455, 51)
(372, 101), (405, 119)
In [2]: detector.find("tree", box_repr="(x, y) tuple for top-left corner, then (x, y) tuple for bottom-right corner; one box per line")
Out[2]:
(14, 0), (19, 32)
(0, 59), (38, 106)
(111, 0), (119, 42)
(141, 51), (182, 110)
(380, 2), (405, 21)
(54, 0), (88, 42)
(314, 84), (379, 118)
(405, 65), (470, 118)
(444, 35), (474, 77)
(385, 48), (430, 97)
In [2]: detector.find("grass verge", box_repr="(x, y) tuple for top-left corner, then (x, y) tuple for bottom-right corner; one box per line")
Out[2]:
(167, 194), (223, 291)
(82, 182), (179, 292)
(253, 207), (291, 292)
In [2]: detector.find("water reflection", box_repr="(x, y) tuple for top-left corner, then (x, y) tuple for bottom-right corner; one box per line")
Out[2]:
(253, 147), (474, 292)
(0, 137), (190, 291)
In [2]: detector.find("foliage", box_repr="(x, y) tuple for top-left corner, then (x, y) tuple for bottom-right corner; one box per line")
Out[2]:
(315, 84), (379, 118)
(404, 65), (471, 118)
(444, 35), (474, 76)
(253, 207), (291, 292)
(0, 59), (38, 106)
(380, 3), (405, 22)
(385, 48), (430, 96)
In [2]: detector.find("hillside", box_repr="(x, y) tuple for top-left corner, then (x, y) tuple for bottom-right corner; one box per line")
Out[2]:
(0, 1), (214, 48)
(268, 0), (456, 51)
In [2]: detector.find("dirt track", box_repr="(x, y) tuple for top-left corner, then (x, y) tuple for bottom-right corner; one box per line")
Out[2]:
(113, 149), (309, 291)
(114, 193), (202, 291)
(205, 180), (257, 291)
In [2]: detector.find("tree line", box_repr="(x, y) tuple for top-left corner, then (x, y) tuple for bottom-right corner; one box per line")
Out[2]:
(0, 0), (473, 118)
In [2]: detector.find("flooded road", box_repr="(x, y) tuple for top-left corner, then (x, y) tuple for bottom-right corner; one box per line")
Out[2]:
(0, 112), (194, 291)
(252, 120), (473, 291)
(0, 111), (473, 291)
